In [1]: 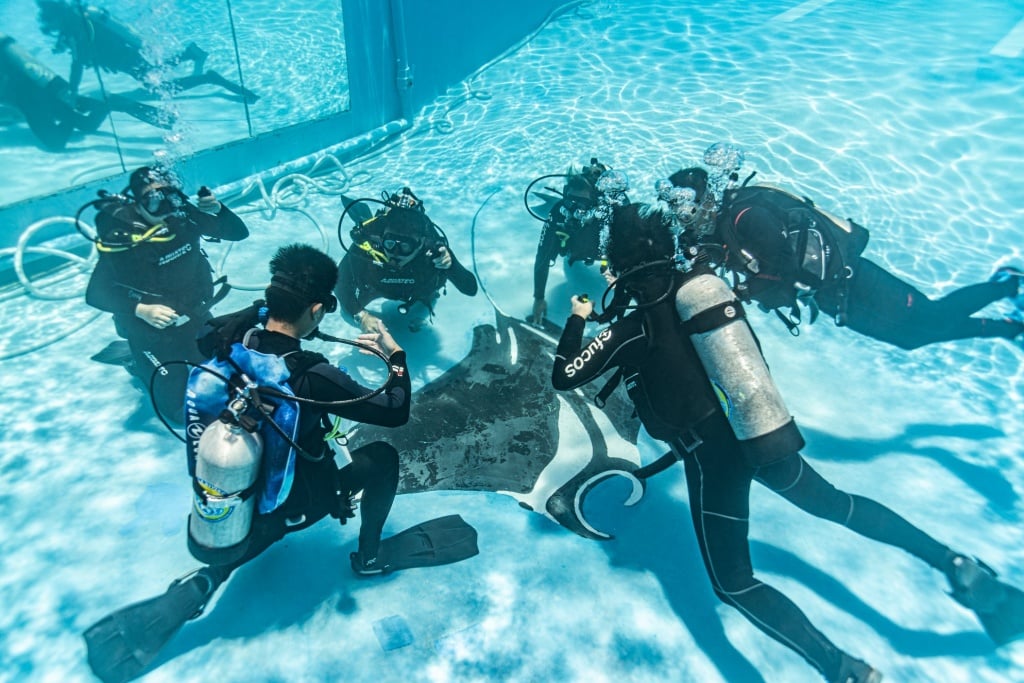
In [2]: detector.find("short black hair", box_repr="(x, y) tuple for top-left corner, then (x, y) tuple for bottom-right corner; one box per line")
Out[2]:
(266, 243), (338, 323)
(128, 165), (178, 199)
(380, 206), (430, 238)
(669, 167), (708, 202)
(605, 204), (674, 276)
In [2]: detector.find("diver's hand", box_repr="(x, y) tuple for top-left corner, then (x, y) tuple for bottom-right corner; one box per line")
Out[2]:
(570, 295), (593, 320)
(530, 297), (547, 326)
(136, 303), (180, 329)
(356, 310), (382, 334)
(357, 320), (403, 358)
(196, 186), (221, 215)
(432, 246), (452, 269)
(603, 269), (617, 286)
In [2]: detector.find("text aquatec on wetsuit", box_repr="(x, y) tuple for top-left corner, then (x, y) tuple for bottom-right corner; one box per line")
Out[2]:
(563, 328), (613, 378)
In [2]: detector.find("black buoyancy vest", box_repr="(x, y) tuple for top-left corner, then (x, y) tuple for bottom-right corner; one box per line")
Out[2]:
(621, 283), (720, 441)
(720, 186), (869, 291)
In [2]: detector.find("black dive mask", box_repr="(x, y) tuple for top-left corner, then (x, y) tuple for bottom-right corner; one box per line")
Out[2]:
(382, 233), (421, 258)
(139, 187), (185, 217)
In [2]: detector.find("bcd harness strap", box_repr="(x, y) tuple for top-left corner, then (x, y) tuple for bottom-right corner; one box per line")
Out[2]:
(633, 433), (704, 480)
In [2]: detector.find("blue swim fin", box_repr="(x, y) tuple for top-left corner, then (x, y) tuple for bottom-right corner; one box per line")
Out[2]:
(351, 514), (479, 575)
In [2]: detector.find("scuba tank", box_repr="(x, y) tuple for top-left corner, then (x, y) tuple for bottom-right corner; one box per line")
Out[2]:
(675, 272), (804, 465)
(188, 397), (262, 554)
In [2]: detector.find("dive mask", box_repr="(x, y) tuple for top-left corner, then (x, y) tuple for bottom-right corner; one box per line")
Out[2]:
(382, 233), (420, 258)
(139, 186), (185, 217)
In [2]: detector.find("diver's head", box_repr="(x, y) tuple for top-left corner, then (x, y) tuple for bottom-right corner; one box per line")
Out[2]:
(669, 167), (708, 202)
(379, 206), (431, 267)
(36, 1), (71, 37)
(604, 204), (675, 301)
(668, 166), (718, 237)
(129, 166), (185, 222)
(265, 244), (339, 333)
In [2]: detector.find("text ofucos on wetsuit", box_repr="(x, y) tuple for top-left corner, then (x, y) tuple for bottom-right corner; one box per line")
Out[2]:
(563, 329), (613, 378)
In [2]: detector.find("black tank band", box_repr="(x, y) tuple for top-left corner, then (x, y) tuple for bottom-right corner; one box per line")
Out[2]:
(684, 300), (747, 335)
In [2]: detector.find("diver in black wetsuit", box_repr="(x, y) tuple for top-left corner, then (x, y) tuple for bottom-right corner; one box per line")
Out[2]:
(551, 203), (1024, 683)
(83, 245), (443, 683)
(0, 33), (167, 150)
(189, 244), (409, 573)
(335, 187), (477, 333)
(85, 166), (248, 423)
(668, 164), (1024, 350)
(36, 0), (258, 103)
(529, 159), (615, 325)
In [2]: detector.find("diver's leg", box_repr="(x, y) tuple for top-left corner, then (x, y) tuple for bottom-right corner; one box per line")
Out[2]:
(756, 453), (953, 568)
(166, 41), (208, 75)
(680, 427), (871, 682)
(167, 71), (259, 103)
(843, 260), (1018, 348)
(757, 452), (1024, 645)
(934, 278), (1018, 316)
(338, 441), (399, 561)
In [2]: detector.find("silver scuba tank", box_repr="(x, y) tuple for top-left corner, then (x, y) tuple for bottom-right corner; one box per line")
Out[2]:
(675, 272), (804, 465)
(188, 416), (262, 551)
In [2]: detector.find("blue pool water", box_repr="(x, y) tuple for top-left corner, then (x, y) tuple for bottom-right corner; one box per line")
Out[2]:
(2, 1), (1024, 682)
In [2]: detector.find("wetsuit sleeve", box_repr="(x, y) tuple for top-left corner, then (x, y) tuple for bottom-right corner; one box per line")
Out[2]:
(85, 253), (139, 316)
(444, 249), (478, 296)
(182, 203), (249, 241)
(533, 213), (562, 300)
(85, 210), (140, 316)
(301, 350), (411, 427)
(335, 253), (363, 321)
(552, 314), (644, 391)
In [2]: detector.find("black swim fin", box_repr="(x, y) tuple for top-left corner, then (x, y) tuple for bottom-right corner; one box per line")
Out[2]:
(202, 70), (259, 103)
(83, 567), (226, 683)
(529, 190), (562, 221)
(341, 194), (374, 225)
(947, 555), (1024, 646)
(90, 341), (133, 367)
(105, 94), (175, 130)
(351, 514), (479, 576)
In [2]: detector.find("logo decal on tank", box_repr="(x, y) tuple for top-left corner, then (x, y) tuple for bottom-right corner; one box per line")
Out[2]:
(711, 379), (732, 418)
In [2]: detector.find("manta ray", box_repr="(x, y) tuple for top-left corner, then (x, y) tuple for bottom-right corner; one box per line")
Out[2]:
(348, 310), (646, 540)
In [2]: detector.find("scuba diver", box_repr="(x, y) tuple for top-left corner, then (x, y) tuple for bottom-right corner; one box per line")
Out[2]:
(335, 186), (478, 333)
(84, 165), (249, 424)
(0, 33), (168, 150)
(83, 244), (478, 683)
(36, 0), (258, 103)
(525, 157), (630, 325)
(663, 143), (1024, 349)
(550, 202), (1024, 683)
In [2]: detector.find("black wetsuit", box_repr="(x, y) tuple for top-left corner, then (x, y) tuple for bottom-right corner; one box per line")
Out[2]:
(715, 186), (1023, 349)
(0, 34), (107, 150)
(85, 200), (248, 422)
(335, 236), (477, 322)
(532, 199), (603, 301)
(552, 274), (955, 681)
(198, 328), (410, 571)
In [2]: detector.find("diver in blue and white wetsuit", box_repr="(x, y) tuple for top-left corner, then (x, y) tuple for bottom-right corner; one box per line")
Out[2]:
(551, 203), (1024, 683)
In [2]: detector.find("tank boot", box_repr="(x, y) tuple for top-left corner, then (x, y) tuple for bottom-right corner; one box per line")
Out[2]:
(830, 654), (882, 683)
(945, 554), (1024, 645)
